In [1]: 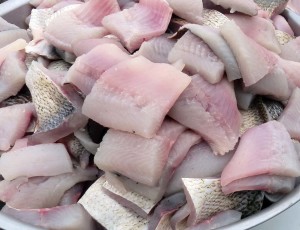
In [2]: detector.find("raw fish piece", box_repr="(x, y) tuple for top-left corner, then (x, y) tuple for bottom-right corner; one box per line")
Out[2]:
(58, 183), (84, 205)
(275, 30), (295, 45)
(186, 210), (242, 230)
(74, 129), (100, 155)
(0, 166), (98, 209)
(165, 0), (203, 24)
(47, 60), (71, 72)
(102, 0), (173, 52)
(72, 37), (126, 56)
(255, 0), (288, 18)
(0, 39), (28, 65)
(220, 20), (278, 87)
(201, 9), (229, 29)
(165, 142), (233, 195)
(168, 31), (224, 84)
(115, 130), (200, 202)
(1, 204), (95, 230)
(79, 177), (148, 230)
(273, 15), (294, 36)
(182, 178), (263, 225)
(0, 51), (27, 102)
(64, 44), (130, 95)
(0, 143), (73, 181)
(281, 37), (300, 62)
(169, 74), (241, 155)
(210, 0), (258, 16)
(0, 103), (35, 151)
(102, 180), (156, 218)
(25, 61), (88, 145)
(170, 204), (190, 230)
(134, 34), (175, 63)
(226, 14), (281, 54)
(279, 88), (300, 140)
(221, 121), (300, 187)
(0, 30), (30, 48)
(95, 119), (185, 186)
(235, 82), (255, 110)
(44, 0), (120, 52)
(148, 192), (186, 230)
(82, 56), (191, 138)
(182, 24), (241, 81)
(222, 175), (295, 194)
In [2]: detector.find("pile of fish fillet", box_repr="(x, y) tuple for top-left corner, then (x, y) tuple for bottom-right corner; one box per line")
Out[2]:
(0, 0), (300, 229)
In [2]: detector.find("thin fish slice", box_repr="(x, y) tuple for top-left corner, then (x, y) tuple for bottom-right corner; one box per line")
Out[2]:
(170, 204), (190, 230)
(58, 183), (84, 205)
(102, 181), (156, 218)
(25, 61), (88, 145)
(0, 39), (28, 65)
(182, 178), (263, 226)
(210, 0), (258, 16)
(221, 121), (300, 188)
(220, 20), (278, 87)
(165, 0), (203, 24)
(0, 103), (35, 151)
(82, 56), (191, 138)
(44, 0), (120, 53)
(201, 9), (229, 29)
(95, 119), (185, 186)
(102, 0), (173, 52)
(1, 204), (95, 230)
(279, 88), (300, 140)
(168, 31), (225, 84)
(169, 74), (241, 155)
(79, 177), (148, 230)
(183, 24), (241, 81)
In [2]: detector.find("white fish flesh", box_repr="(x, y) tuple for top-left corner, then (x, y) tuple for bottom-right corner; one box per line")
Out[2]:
(170, 204), (190, 230)
(210, 0), (258, 16)
(82, 56), (191, 138)
(221, 121), (300, 188)
(44, 0), (120, 52)
(281, 37), (300, 62)
(273, 15), (295, 36)
(74, 129), (99, 155)
(1, 204), (95, 230)
(0, 30), (30, 48)
(102, 0), (173, 52)
(58, 183), (84, 206)
(168, 31), (224, 84)
(0, 143), (73, 181)
(94, 119), (185, 186)
(0, 103), (35, 151)
(169, 74), (241, 155)
(278, 88), (300, 140)
(63, 43), (130, 95)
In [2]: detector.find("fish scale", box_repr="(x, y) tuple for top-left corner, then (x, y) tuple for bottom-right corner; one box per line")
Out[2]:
(182, 178), (263, 225)
(254, 0), (288, 16)
(202, 9), (229, 29)
(26, 62), (75, 133)
(275, 30), (295, 45)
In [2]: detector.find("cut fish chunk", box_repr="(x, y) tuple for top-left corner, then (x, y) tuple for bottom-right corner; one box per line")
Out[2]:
(226, 14), (281, 54)
(0, 143), (73, 181)
(210, 0), (258, 16)
(201, 9), (229, 29)
(182, 24), (241, 81)
(165, 142), (234, 195)
(281, 37), (300, 62)
(25, 61), (88, 145)
(182, 178), (263, 226)
(165, 0), (203, 23)
(82, 56), (191, 138)
(102, 0), (173, 52)
(64, 44), (130, 95)
(273, 15), (294, 36)
(58, 183), (84, 205)
(0, 30), (30, 48)
(168, 31), (224, 84)
(221, 121), (300, 188)
(1, 204), (95, 230)
(170, 204), (190, 230)
(0, 103), (35, 151)
(72, 37), (126, 56)
(95, 119), (185, 186)
(220, 20), (278, 87)
(0, 51), (27, 102)
(79, 177), (148, 230)
(0, 166), (98, 209)
(134, 34), (175, 63)
(169, 74), (241, 155)
(222, 175), (296, 194)
(44, 0), (120, 52)
(279, 88), (300, 140)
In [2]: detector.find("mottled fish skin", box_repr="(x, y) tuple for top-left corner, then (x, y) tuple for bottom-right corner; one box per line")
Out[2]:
(261, 97), (284, 121)
(47, 60), (71, 72)
(0, 93), (32, 108)
(240, 104), (265, 135)
(275, 30), (295, 45)
(201, 9), (230, 29)
(182, 178), (263, 225)
(26, 61), (75, 133)
(254, 0), (288, 17)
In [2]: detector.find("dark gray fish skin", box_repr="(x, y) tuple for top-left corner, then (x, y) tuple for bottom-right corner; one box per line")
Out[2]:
(261, 97), (284, 121)
(0, 94), (32, 108)
(55, 48), (76, 64)
(235, 190), (264, 218)
(254, 0), (288, 17)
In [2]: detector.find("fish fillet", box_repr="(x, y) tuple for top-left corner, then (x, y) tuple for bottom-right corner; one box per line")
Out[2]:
(210, 0), (258, 16)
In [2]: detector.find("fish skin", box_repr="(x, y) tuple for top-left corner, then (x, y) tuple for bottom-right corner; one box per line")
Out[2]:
(182, 178), (263, 226)
(47, 60), (71, 72)
(254, 0), (288, 17)
(275, 30), (295, 45)
(201, 9), (230, 29)
(0, 93), (32, 108)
